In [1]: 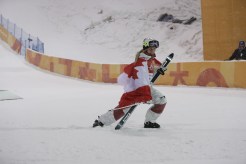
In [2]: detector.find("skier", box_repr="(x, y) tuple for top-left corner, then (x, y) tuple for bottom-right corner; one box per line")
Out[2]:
(227, 41), (246, 60)
(93, 38), (167, 128)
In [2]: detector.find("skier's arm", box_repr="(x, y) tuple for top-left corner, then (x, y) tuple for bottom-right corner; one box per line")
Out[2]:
(228, 49), (237, 60)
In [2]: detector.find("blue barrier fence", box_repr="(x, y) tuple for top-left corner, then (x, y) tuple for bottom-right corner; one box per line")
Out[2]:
(0, 14), (44, 56)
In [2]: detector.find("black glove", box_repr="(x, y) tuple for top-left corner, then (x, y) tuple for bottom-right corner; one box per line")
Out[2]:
(157, 68), (165, 75)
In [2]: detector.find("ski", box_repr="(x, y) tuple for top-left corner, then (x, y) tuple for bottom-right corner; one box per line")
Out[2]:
(115, 105), (137, 130)
(115, 53), (174, 130)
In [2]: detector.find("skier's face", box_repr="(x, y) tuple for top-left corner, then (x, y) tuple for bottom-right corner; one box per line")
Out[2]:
(239, 42), (245, 50)
(146, 47), (156, 55)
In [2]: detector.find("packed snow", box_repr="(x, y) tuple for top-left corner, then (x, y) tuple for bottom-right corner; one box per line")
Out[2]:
(0, 0), (246, 164)
(1, 40), (246, 164)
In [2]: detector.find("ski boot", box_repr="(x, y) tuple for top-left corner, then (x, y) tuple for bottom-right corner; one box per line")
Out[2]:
(144, 121), (160, 128)
(93, 119), (104, 128)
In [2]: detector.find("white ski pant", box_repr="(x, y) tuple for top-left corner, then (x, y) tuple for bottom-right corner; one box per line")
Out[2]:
(99, 86), (167, 126)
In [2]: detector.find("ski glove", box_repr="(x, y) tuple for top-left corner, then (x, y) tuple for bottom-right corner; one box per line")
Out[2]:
(157, 67), (167, 75)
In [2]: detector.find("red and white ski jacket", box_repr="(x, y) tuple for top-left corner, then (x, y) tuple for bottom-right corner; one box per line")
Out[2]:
(117, 53), (162, 107)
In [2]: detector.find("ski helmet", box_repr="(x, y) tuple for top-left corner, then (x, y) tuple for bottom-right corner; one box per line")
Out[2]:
(143, 38), (159, 50)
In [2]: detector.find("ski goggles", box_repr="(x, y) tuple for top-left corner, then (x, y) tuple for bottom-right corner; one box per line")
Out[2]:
(149, 40), (159, 48)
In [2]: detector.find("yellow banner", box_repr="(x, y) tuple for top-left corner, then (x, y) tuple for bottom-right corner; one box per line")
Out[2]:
(0, 25), (8, 42)
(0, 25), (21, 53)
(26, 49), (246, 89)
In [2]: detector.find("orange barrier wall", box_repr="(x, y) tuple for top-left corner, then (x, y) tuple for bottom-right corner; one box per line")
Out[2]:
(26, 49), (246, 89)
(0, 25), (21, 54)
(155, 61), (246, 88)
(26, 49), (125, 83)
(201, 0), (246, 60)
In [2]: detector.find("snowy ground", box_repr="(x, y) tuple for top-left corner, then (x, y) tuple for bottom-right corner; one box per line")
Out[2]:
(1, 41), (246, 164)
(1, 0), (246, 163)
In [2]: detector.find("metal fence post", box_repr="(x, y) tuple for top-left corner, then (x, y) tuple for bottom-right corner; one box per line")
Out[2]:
(7, 19), (9, 31)
(28, 34), (32, 48)
(37, 37), (40, 51)
(24, 40), (26, 57)
(21, 28), (23, 41)
(41, 42), (44, 53)
(14, 24), (16, 36)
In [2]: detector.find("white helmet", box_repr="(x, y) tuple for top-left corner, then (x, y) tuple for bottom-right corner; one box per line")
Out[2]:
(143, 38), (159, 50)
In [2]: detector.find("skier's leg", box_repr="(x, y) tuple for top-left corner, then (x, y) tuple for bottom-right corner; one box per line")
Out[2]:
(144, 86), (167, 127)
(96, 107), (130, 126)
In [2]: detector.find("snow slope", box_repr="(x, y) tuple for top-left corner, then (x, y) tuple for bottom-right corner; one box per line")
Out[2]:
(0, 0), (203, 63)
(0, 0), (246, 163)
(0, 41), (246, 164)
